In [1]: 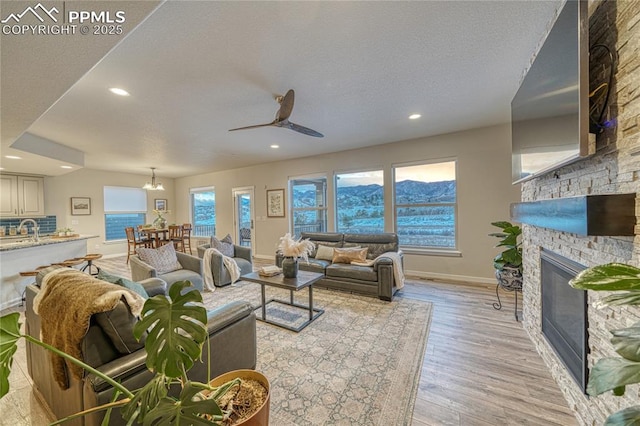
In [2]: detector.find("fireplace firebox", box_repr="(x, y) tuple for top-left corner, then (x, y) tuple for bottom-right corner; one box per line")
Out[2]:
(540, 249), (589, 393)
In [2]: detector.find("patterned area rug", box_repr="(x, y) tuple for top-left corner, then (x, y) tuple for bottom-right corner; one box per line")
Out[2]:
(200, 281), (433, 425)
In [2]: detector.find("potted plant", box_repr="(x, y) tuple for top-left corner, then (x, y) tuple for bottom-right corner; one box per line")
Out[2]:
(569, 263), (640, 426)
(277, 233), (314, 278)
(153, 209), (170, 229)
(0, 280), (269, 425)
(489, 221), (523, 290)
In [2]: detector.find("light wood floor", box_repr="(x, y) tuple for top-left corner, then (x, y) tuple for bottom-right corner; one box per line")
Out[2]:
(0, 256), (577, 425)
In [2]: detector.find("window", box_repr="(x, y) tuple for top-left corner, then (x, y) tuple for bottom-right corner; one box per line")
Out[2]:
(104, 186), (147, 241)
(290, 176), (327, 237)
(394, 161), (456, 249)
(335, 170), (384, 234)
(190, 187), (215, 237)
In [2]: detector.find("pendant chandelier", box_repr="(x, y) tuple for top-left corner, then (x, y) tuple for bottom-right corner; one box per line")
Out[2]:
(143, 167), (164, 191)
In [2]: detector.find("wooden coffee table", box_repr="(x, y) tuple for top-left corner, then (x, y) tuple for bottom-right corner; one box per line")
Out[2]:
(241, 270), (324, 332)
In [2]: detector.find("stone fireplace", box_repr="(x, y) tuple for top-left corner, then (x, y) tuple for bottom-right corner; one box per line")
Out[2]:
(540, 249), (587, 393)
(517, 1), (640, 424)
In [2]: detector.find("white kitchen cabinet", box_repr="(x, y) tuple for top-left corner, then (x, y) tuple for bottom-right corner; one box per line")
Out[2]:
(0, 175), (45, 217)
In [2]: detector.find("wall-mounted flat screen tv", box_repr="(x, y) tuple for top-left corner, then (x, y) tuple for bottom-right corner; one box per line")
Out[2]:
(511, 0), (594, 184)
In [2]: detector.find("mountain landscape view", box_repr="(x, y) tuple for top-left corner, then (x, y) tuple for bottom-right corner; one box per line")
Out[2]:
(295, 180), (456, 247)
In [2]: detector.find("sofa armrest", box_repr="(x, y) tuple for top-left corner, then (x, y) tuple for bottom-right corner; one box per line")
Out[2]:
(206, 300), (254, 334)
(130, 255), (157, 282)
(86, 348), (149, 393)
(234, 245), (252, 261)
(176, 252), (203, 275)
(139, 277), (167, 297)
(197, 243), (211, 258)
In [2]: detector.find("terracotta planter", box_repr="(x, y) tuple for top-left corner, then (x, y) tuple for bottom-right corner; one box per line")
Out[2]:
(208, 369), (270, 426)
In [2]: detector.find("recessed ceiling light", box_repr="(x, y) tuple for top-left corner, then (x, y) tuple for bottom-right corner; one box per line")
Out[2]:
(109, 87), (130, 96)
(409, 114), (421, 120)
(5, 155), (22, 159)
(61, 165), (73, 169)
(270, 144), (280, 149)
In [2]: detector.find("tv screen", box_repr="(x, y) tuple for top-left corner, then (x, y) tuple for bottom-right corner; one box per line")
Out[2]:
(511, 0), (593, 184)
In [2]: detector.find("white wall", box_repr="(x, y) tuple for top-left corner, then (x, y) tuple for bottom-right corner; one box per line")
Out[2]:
(175, 124), (520, 282)
(44, 169), (176, 256)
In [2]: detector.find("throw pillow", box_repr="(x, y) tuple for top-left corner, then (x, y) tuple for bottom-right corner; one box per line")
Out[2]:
(96, 270), (149, 299)
(332, 247), (368, 264)
(315, 244), (336, 261)
(211, 233), (235, 257)
(136, 243), (183, 274)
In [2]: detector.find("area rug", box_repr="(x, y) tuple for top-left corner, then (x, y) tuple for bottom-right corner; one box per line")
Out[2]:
(200, 281), (433, 425)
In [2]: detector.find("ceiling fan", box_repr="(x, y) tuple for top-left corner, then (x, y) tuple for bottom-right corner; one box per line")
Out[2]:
(229, 89), (324, 138)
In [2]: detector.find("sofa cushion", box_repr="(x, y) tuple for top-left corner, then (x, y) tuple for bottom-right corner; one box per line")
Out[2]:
(326, 264), (378, 282)
(137, 243), (183, 274)
(315, 244), (335, 261)
(343, 233), (399, 259)
(332, 247), (367, 264)
(300, 258), (331, 273)
(97, 270), (148, 299)
(211, 234), (235, 257)
(234, 257), (253, 275)
(162, 269), (204, 292)
(94, 301), (146, 354)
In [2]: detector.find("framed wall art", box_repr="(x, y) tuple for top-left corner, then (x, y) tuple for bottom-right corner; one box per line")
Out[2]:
(266, 189), (285, 218)
(154, 199), (168, 211)
(71, 197), (91, 215)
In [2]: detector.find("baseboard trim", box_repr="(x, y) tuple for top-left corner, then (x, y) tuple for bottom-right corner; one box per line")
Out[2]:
(253, 254), (276, 261)
(405, 269), (495, 285)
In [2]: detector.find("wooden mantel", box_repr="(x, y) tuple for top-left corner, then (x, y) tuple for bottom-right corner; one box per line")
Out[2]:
(511, 194), (636, 236)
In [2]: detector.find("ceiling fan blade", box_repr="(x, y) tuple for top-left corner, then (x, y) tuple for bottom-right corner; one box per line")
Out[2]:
(287, 121), (324, 138)
(228, 122), (275, 132)
(276, 89), (295, 122)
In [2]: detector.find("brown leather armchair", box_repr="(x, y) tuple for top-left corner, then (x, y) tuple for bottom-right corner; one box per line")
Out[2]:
(25, 267), (257, 426)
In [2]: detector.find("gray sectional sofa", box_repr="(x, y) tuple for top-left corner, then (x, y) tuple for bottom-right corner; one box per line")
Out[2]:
(276, 232), (403, 301)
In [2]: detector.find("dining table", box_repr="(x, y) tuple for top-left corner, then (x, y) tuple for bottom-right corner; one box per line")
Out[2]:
(140, 227), (169, 248)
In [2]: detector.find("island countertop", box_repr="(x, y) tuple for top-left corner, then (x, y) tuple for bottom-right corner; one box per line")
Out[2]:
(0, 234), (99, 252)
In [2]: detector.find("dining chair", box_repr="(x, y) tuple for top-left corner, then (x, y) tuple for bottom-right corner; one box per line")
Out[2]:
(168, 225), (184, 252)
(136, 225), (151, 246)
(182, 223), (193, 254)
(125, 227), (149, 263)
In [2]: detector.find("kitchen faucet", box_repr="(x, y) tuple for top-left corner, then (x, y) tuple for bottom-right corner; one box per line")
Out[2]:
(17, 219), (39, 242)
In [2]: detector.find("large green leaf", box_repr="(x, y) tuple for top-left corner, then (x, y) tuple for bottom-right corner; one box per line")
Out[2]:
(142, 381), (221, 426)
(0, 313), (21, 398)
(587, 357), (640, 396)
(133, 281), (208, 378)
(596, 292), (640, 309)
(570, 263), (640, 292)
(612, 325), (640, 362)
(604, 405), (640, 426)
(121, 374), (170, 423)
(491, 221), (513, 230)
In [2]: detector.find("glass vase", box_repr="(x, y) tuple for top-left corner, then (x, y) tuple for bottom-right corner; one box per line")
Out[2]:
(282, 257), (299, 278)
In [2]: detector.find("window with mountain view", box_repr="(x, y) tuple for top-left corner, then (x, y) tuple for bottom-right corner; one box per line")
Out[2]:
(336, 170), (384, 234)
(190, 187), (215, 237)
(394, 161), (456, 248)
(290, 176), (327, 237)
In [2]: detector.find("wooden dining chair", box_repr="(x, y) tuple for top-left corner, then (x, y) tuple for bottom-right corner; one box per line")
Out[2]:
(125, 227), (149, 263)
(168, 225), (184, 252)
(136, 225), (151, 246)
(182, 223), (193, 254)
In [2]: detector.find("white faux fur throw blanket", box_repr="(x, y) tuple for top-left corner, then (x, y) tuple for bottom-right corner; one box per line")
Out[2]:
(203, 247), (240, 292)
(33, 268), (144, 389)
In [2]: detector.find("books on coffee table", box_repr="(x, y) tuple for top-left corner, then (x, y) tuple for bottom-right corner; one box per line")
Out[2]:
(258, 265), (281, 277)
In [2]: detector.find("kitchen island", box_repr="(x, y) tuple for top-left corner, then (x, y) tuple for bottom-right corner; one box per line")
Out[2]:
(0, 235), (99, 310)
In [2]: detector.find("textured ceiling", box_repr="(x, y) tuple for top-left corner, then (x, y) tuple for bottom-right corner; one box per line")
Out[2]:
(1, 0), (561, 178)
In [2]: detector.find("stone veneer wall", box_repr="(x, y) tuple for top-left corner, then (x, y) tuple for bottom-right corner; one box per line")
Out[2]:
(521, 1), (640, 425)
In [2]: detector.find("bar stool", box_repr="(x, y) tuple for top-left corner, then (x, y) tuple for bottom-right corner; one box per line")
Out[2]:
(54, 258), (85, 268)
(19, 265), (50, 306)
(81, 253), (103, 276)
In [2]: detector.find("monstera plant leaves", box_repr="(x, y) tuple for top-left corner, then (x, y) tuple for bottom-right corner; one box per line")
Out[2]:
(570, 263), (640, 292)
(0, 313), (21, 398)
(142, 382), (222, 426)
(133, 281), (208, 379)
(605, 406), (640, 426)
(587, 357), (640, 396)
